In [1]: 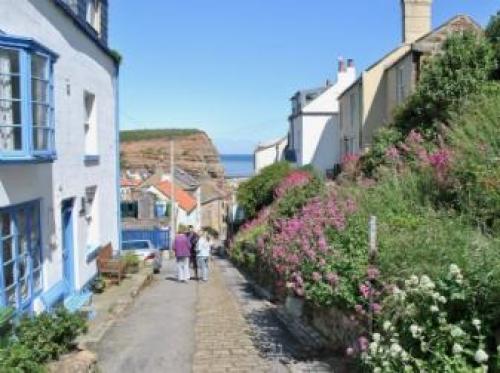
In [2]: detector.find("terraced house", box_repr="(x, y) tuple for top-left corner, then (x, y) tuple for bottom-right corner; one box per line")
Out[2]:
(0, 0), (120, 315)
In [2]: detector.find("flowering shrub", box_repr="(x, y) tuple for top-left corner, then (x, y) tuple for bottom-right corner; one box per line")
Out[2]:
(274, 170), (312, 198)
(361, 265), (500, 372)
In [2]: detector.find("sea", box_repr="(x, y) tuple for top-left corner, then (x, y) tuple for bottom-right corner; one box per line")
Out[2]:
(220, 154), (254, 179)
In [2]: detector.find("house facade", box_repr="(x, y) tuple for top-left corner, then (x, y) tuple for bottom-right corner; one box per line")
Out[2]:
(253, 136), (287, 174)
(0, 0), (119, 314)
(338, 0), (480, 158)
(286, 58), (356, 174)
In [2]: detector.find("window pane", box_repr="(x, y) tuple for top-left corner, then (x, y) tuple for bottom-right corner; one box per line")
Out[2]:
(30, 205), (40, 247)
(0, 48), (20, 74)
(0, 126), (22, 151)
(20, 277), (29, 302)
(33, 128), (51, 151)
(32, 79), (48, 103)
(18, 255), (27, 279)
(5, 286), (16, 308)
(31, 55), (47, 80)
(0, 75), (21, 100)
(33, 269), (41, 292)
(4, 262), (14, 288)
(2, 237), (13, 263)
(1, 212), (11, 236)
(0, 100), (21, 125)
(32, 103), (49, 126)
(32, 250), (41, 270)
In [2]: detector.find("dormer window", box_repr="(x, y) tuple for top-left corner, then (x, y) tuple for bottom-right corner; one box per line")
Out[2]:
(0, 35), (57, 163)
(86, 0), (101, 34)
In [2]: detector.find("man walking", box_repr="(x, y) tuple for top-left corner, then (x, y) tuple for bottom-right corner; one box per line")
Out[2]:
(186, 226), (199, 280)
(173, 229), (191, 282)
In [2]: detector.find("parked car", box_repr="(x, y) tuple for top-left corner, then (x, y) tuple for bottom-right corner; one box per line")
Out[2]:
(121, 240), (162, 273)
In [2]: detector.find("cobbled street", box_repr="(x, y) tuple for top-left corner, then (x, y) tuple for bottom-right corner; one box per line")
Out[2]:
(97, 257), (342, 373)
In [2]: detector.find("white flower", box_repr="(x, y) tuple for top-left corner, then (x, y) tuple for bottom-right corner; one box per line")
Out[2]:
(450, 326), (465, 338)
(420, 341), (428, 352)
(474, 349), (489, 363)
(401, 350), (409, 362)
(452, 343), (463, 355)
(449, 264), (460, 276)
(374, 368), (382, 373)
(410, 324), (420, 338)
(390, 343), (402, 357)
(373, 333), (381, 342)
(409, 275), (419, 286)
(419, 275), (435, 290)
(369, 342), (378, 354)
(472, 319), (481, 329)
(455, 273), (463, 284)
(383, 321), (392, 331)
(430, 305), (439, 313)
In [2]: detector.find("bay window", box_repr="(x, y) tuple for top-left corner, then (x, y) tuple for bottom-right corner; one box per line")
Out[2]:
(0, 35), (57, 162)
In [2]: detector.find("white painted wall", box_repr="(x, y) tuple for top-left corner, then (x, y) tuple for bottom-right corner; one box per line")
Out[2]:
(254, 137), (287, 174)
(0, 0), (119, 309)
(290, 65), (356, 173)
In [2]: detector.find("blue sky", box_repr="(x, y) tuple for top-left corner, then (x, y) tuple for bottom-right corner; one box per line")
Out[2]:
(110, 1), (498, 154)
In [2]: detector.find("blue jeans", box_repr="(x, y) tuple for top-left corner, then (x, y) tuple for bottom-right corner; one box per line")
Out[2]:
(197, 257), (209, 281)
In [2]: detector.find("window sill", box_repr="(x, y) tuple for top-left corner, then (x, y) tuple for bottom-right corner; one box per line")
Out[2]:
(0, 153), (57, 165)
(84, 155), (100, 165)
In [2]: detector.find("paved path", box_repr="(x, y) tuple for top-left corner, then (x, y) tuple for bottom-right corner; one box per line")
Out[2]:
(97, 259), (197, 372)
(97, 258), (340, 373)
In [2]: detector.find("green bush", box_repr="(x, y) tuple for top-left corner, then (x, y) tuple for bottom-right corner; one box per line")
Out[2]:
(14, 308), (87, 364)
(393, 31), (496, 139)
(237, 161), (291, 218)
(447, 88), (500, 231)
(0, 342), (46, 372)
(360, 127), (403, 176)
(486, 10), (500, 80)
(273, 176), (324, 219)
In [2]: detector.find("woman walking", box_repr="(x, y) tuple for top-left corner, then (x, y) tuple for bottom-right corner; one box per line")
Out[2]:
(173, 229), (191, 282)
(196, 232), (211, 282)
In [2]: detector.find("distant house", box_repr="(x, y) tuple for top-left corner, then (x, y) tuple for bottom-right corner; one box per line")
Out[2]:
(338, 0), (480, 158)
(0, 0), (119, 314)
(120, 178), (142, 201)
(147, 180), (200, 230)
(253, 136), (287, 174)
(200, 181), (228, 239)
(285, 58), (356, 174)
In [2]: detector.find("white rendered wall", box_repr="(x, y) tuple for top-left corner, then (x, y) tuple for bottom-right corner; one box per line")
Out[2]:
(254, 138), (287, 174)
(0, 0), (119, 301)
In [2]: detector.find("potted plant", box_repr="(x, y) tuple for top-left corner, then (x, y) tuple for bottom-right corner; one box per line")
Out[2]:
(90, 276), (106, 294)
(124, 252), (140, 274)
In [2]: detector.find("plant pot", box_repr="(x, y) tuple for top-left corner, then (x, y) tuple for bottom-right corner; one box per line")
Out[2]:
(285, 295), (304, 318)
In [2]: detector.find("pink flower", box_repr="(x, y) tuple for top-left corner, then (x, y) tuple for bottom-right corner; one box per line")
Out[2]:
(354, 304), (364, 314)
(385, 146), (400, 161)
(371, 303), (382, 314)
(358, 336), (369, 352)
(326, 272), (339, 286)
(359, 283), (371, 299)
(312, 272), (322, 282)
(367, 266), (380, 280)
(407, 129), (423, 144)
(318, 258), (326, 266)
(274, 170), (312, 198)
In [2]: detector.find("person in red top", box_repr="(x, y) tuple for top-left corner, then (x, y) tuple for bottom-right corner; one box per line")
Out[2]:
(173, 228), (191, 282)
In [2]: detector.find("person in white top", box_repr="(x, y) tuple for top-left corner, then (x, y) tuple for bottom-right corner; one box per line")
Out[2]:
(196, 232), (212, 282)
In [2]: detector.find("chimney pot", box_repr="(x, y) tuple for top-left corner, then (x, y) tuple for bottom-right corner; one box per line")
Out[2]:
(347, 58), (354, 68)
(338, 57), (346, 72)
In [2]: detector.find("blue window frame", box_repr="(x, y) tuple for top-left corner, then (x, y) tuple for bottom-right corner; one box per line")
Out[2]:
(0, 34), (58, 163)
(0, 200), (43, 313)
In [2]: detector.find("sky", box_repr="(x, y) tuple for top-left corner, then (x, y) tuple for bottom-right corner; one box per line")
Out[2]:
(110, 1), (498, 154)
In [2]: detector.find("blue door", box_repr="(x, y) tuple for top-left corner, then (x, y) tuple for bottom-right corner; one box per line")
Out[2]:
(61, 200), (74, 293)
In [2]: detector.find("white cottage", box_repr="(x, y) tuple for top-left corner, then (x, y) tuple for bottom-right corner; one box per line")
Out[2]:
(253, 136), (287, 174)
(285, 59), (356, 174)
(0, 0), (120, 314)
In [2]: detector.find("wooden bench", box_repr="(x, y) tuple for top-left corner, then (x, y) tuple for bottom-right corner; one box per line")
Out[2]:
(97, 243), (126, 284)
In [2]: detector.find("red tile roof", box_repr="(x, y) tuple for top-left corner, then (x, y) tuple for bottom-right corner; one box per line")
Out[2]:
(121, 178), (142, 187)
(154, 180), (197, 213)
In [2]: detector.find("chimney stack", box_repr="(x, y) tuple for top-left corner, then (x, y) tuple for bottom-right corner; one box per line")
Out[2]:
(338, 57), (346, 72)
(401, 0), (432, 44)
(347, 59), (354, 68)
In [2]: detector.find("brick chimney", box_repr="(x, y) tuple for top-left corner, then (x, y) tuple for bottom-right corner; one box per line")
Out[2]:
(401, 0), (432, 43)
